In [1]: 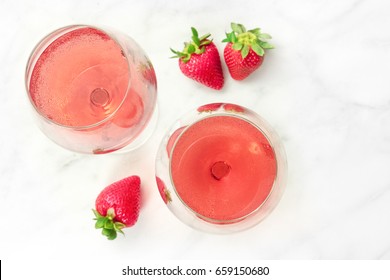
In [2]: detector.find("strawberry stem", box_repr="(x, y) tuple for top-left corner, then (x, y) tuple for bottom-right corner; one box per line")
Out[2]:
(93, 208), (125, 240)
(170, 27), (212, 63)
(222, 22), (274, 59)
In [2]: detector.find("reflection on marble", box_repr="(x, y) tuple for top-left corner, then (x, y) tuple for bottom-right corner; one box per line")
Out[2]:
(1, 0), (390, 260)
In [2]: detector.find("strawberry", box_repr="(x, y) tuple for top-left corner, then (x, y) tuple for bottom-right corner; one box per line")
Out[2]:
(171, 27), (224, 90)
(93, 147), (121, 154)
(93, 176), (141, 240)
(138, 60), (157, 90)
(222, 22), (274, 80)
(156, 176), (172, 204)
(223, 103), (245, 113)
(197, 103), (223, 113)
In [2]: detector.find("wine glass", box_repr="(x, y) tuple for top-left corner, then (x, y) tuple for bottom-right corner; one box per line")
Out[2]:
(25, 25), (157, 154)
(155, 103), (287, 233)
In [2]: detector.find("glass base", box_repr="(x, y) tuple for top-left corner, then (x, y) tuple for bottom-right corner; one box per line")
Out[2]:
(114, 104), (159, 154)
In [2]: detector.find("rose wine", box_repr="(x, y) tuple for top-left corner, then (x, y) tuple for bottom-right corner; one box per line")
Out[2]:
(170, 115), (277, 222)
(27, 26), (157, 153)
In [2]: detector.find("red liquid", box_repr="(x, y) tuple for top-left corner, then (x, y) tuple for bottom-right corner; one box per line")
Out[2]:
(29, 27), (136, 126)
(170, 115), (277, 222)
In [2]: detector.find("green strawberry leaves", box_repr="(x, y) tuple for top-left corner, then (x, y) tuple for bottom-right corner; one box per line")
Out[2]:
(222, 31), (237, 44)
(223, 22), (274, 59)
(251, 44), (265, 56)
(171, 27), (212, 63)
(172, 24), (273, 61)
(191, 27), (200, 45)
(231, 23), (246, 34)
(93, 208), (125, 240)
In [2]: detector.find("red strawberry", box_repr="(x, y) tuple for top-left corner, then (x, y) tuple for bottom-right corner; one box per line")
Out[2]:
(197, 103), (223, 113)
(93, 147), (121, 154)
(222, 23), (274, 80)
(223, 103), (245, 113)
(171, 27), (224, 90)
(138, 60), (157, 90)
(156, 176), (172, 204)
(93, 176), (141, 240)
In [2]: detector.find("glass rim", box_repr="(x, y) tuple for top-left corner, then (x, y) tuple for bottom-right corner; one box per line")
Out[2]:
(167, 106), (287, 226)
(24, 24), (132, 130)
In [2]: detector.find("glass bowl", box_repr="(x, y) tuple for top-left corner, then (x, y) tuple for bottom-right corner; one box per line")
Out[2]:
(25, 25), (157, 154)
(155, 103), (287, 233)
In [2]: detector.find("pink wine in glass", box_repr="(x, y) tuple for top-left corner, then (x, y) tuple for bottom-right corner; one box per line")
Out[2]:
(155, 103), (287, 233)
(26, 25), (157, 153)
(170, 115), (277, 222)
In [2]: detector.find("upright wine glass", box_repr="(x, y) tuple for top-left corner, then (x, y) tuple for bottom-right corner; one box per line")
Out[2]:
(155, 103), (287, 233)
(25, 25), (157, 154)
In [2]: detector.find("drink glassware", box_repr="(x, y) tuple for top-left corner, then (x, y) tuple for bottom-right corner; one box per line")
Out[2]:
(155, 103), (287, 233)
(25, 25), (157, 154)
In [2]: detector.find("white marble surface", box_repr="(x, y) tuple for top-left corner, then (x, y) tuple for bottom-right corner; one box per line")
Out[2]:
(1, 0), (390, 260)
